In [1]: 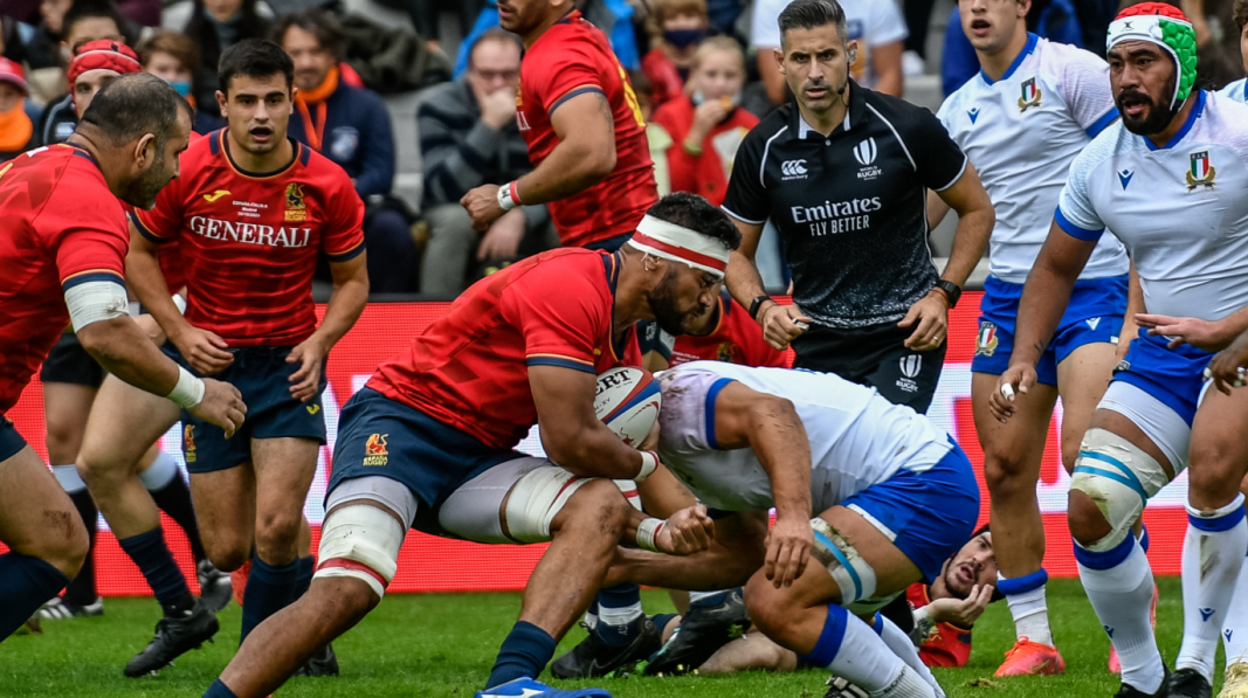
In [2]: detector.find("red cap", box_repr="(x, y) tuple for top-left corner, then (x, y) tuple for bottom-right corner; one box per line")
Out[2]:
(0, 57), (27, 94)
(68, 40), (141, 87)
(1115, 2), (1190, 22)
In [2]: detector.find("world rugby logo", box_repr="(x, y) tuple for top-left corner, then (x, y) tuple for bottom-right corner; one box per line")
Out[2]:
(781, 159), (807, 177)
(852, 137), (877, 166)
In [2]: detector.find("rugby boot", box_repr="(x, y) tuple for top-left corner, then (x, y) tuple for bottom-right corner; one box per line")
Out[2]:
(551, 616), (661, 678)
(39, 595), (103, 619)
(1167, 667), (1212, 698)
(994, 636), (1066, 676)
(1218, 662), (1248, 698)
(823, 676), (870, 698)
(644, 589), (750, 676)
(197, 559), (233, 613)
(124, 598), (218, 677)
(1111, 584), (1159, 673)
(475, 677), (611, 698)
(293, 643), (340, 677)
(1115, 666), (1169, 697)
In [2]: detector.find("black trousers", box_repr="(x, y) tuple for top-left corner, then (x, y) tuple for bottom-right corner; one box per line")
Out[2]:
(792, 321), (947, 414)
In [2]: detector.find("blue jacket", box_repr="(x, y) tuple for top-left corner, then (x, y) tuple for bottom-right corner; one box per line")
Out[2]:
(287, 75), (395, 198)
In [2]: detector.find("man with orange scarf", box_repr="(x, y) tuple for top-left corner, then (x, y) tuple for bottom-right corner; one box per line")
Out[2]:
(275, 8), (415, 294)
(0, 58), (33, 160)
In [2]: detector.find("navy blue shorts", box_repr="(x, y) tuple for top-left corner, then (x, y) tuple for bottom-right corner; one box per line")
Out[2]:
(841, 440), (981, 584)
(165, 344), (327, 473)
(1112, 329), (1213, 426)
(329, 388), (524, 532)
(973, 275), (1127, 385)
(0, 416), (27, 462)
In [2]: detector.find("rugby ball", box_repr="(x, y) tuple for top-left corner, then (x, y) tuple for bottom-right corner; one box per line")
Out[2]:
(595, 366), (662, 447)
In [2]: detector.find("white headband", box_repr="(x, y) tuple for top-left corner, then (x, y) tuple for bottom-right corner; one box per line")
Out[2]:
(627, 215), (731, 277)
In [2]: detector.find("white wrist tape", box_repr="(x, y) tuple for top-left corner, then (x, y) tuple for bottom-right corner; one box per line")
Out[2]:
(636, 517), (665, 552)
(636, 451), (659, 482)
(166, 366), (205, 408)
(497, 180), (520, 211)
(65, 280), (130, 331)
(171, 294), (187, 315)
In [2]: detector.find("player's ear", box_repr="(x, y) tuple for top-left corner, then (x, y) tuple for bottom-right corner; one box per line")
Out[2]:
(134, 132), (157, 169)
(215, 89), (228, 116)
(774, 47), (785, 74)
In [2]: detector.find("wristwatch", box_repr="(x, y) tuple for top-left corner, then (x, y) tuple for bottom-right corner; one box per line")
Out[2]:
(934, 280), (962, 309)
(749, 295), (773, 320)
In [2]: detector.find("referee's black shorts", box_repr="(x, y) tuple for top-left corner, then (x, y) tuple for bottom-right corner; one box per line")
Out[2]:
(792, 322), (946, 414)
(40, 333), (107, 387)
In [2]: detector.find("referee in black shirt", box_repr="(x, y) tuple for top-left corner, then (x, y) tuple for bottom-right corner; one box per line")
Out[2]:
(723, 0), (994, 413)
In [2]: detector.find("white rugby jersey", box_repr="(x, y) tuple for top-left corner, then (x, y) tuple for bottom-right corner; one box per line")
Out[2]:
(937, 35), (1128, 284)
(1219, 78), (1247, 104)
(1057, 91), (1248, 321)
(655, 362), (953, 513)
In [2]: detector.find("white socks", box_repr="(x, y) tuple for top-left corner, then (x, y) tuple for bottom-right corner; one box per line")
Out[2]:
(799, 605), (927, 696)
(1177, 495), (1248, 680)
(1223, 547), (1248, 667)
(870, 665), (936, 698)
(137, 450), (180, 491)
(51, 464), (86, 493)
(1000, 577), (1053, 645)
(873, 613), (945, 698)
(1078, 536), (1163, 694)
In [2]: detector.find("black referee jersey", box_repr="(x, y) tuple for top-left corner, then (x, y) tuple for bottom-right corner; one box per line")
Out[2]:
(723, 80), (968, 329)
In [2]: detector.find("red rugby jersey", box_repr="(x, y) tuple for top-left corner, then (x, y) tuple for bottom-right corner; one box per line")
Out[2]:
(369, 248), (642, 450)
(132, 130), (364, 347)
(907, 583), (974, 668)
(0, 145), (129, 414)
(670, 291), (786, 368)
(517, 10), (658, 248)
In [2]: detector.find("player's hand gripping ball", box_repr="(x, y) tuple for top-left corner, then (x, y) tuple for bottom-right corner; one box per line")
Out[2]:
(594, 366), (661, 447)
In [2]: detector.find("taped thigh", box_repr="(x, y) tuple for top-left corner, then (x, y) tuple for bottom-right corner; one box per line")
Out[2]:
(1097, 381), (1192, 473)
(613, 479), (643, 511)
(502, 461), (595, 543)
(1070, 427), (1171, 552)
(315, 476), (417, 599)
(810, 517), (878, 606)
(438, 456), (548, 544)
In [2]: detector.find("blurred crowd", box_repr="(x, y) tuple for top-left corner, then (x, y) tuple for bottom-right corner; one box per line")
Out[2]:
(0, 0), (1243, 297)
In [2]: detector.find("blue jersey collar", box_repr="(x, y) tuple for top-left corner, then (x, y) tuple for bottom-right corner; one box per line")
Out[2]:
(980, 32), (1038, 86)
(1144, 89), (1206, 151)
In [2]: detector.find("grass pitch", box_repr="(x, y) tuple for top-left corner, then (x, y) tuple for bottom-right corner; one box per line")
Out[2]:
(0, 577), (1225, 697)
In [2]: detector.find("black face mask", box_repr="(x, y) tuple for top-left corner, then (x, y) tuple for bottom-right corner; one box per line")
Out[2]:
(664, 28), (706, 49)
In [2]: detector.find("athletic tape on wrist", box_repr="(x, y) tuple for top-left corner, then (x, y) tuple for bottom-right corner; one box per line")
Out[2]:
(636, 451), (659, 482)
(636, 517), (665, 552)
(166, 366), (205, 408)
(497, 180), (521, 211)
(171, 294), (187, 315)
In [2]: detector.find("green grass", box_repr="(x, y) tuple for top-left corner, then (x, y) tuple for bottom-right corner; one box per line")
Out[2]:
(0, 577), (1225, 697)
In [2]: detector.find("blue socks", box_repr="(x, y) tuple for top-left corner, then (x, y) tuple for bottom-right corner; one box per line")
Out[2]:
(0, 552), (69, 639)
(485, 620), (557, 690)
(240, 555), (299, 644)
(118, 528), (194, 617)
(203, 678), (239, 698)
(294, 555), (315, 599)
(595, 582), (643, 645)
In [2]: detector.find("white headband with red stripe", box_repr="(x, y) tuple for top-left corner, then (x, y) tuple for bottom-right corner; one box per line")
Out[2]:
(627, 215), (731, 277)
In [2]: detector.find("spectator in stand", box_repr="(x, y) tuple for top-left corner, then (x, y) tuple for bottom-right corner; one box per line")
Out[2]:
(652, 36), (755, 207)
(641, 0), (709, 111)
(166, 0), (271, 113)
(276, 8), (416, 294)
(0, 57), (33, 160)
(418, 29), (554, 298)
(751, 0), (906, 104)
(35, 0), (127, 145)
(138, 30), (225, 133)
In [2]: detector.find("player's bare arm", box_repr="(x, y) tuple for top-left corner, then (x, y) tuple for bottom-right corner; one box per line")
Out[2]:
(710, 381), (812, 588)
(991, 220), (1098, 421)
(126, 222), (233, 375)
(1136, 304), (1248, 352)
(1118, 261), (1144, 361)
(461, 89), (618, 231)
(900, 162), (993, 352)
(724, 217), (810, 351)
(871, 40), (904, 98)
(287, 253), (369, 402)
(621, 504), (715, 555)
(529, 365), (657, 480)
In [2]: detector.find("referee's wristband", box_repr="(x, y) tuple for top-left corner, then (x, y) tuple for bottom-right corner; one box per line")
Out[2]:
(636, 450), (659, 482)
(497, 180), (522, 211)
(166, 366), (205, 409)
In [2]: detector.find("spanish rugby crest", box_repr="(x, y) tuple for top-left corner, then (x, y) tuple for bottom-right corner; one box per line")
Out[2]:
(1186, 151), (1216, 190)
(1018, 77), (1042, 112)
(285, 183), (307, 221)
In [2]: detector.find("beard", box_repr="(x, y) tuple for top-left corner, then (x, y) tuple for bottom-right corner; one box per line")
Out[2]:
(1116, 74), (1177, 136)
(648, 269), (702, 337)
(123, 147), (171, 210)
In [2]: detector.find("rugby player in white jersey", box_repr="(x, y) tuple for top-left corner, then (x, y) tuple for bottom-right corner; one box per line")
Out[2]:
(1217, 0), (1247, 105)
(932, 0), (1128, 677)
(605, 361), (981, 698)
(993, 5), (1248, 697)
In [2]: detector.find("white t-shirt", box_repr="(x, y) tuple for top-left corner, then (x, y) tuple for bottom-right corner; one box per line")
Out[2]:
(655, 362), (953, 513)
(937, 35), (1129, 284)
(1057, 91), (1248, 321)
(751, 0), (907, 89)
(1219, 77), (1247, 104)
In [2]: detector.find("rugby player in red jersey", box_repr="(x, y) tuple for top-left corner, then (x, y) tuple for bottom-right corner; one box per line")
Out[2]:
(126, 39), (369, 669)
(202, 193), (738, 698)
(0, 73), (245, 640)
(460, 0), (658, 253)
(670, 291), (788, 368)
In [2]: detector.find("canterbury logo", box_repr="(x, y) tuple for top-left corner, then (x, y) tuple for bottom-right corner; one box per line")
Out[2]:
(203, 189), (230, 202)
(781, 159), (807, 177)
(852, 137), (878, 166)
